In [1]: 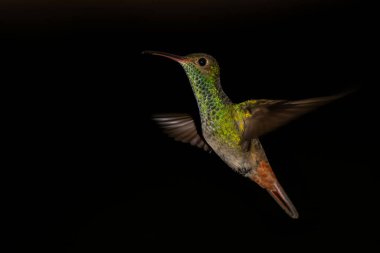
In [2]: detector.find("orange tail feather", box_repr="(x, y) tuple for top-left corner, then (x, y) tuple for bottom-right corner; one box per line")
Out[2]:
(249, 161), (299, 219)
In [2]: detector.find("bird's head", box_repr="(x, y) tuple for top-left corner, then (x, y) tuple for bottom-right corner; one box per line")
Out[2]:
(143, 51), (220, 87)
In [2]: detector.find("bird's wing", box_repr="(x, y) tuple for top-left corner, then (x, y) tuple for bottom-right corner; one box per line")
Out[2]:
(153, 113), (211, 152)
(239, 91), (353, 147)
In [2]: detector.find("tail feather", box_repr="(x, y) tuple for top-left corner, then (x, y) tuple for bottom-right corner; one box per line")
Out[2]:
(267, 181), (299, 219)
(249, 161), (299, 219)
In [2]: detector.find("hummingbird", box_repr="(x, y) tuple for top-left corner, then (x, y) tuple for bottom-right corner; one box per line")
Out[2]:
(143, 51), (351, 219)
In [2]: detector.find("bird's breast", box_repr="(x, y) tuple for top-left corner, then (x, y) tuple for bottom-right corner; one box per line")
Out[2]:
(201, 109), (242, 148)
(202, 120), (252, 171)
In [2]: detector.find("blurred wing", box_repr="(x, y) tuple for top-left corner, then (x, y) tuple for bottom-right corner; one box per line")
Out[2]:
(153, 113), (211, 152)
(241, 91), (353, 144)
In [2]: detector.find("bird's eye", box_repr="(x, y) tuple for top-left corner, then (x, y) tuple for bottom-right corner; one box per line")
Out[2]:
(198, 58), (207, 66)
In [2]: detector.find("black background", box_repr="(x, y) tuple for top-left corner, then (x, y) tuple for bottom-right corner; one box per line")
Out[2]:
(4, 1), (377, 252)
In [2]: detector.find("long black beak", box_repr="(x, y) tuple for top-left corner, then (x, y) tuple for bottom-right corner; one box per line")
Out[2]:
(142, 51), (186, 63)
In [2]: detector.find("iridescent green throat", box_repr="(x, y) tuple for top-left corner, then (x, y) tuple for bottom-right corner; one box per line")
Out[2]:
(181, 63), (231, 122)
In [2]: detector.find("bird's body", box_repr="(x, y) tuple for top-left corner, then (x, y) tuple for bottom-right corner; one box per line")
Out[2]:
(180, 54), (266, 176)
(144, 51), (351, 219)
(201, 101), (265, 176)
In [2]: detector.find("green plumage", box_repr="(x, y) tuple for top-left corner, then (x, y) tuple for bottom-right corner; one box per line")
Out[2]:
(180, 55), (242, 148)
(145, 50), (351, 219)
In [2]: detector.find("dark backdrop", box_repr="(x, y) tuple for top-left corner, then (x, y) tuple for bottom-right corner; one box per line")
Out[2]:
(4, 1), (376, 252)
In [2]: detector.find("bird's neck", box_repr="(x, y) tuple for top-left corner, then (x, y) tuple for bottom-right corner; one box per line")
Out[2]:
(188, 76), (232, 121)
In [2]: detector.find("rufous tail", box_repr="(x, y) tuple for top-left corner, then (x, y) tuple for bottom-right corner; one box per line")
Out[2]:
(249, 161), (299, 219)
